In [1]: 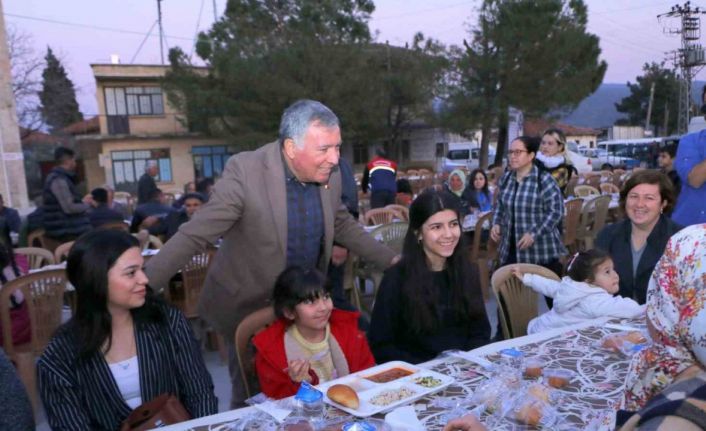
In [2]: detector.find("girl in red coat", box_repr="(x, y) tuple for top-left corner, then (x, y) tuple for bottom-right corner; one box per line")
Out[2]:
(254, 267), (375, 399)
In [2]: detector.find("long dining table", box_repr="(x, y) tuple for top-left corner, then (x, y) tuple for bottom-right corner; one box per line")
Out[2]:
(156, 316), (646, 431)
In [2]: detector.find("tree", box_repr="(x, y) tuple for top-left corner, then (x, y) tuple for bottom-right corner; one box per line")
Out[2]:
(442, 0), (606, 168)
(6, 25), (44, 133)
(615, 62), (679, 135)
(163, 0), (445, 156)
(38, 47), (82, 132)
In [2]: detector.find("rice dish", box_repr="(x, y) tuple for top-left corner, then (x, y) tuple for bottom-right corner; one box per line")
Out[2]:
(369, 388), (416, 406)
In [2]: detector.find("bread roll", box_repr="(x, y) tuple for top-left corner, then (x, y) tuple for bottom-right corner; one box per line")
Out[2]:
(327, 384), (359, 409)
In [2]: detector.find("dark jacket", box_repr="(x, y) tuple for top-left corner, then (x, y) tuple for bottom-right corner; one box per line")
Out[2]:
(368, 262), (490, 364)
(130, 201), (173, 233)
(595, 215), (682, 304)
(0, 350), (34, 430)
(150, 210), (189, 240)
(137, 173), (158, 205)
(37, 304), (217, 431)
(42, 167), (91, 239)
(88, 205), (125, 228)
(361, 156), (397, 193)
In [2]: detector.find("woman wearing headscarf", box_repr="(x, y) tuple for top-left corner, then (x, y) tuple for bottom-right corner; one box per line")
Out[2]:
(444, 169), (471, 217)
(618, 224), (706, 429)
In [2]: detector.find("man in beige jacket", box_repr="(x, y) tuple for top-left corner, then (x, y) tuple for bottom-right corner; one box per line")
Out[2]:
(145, 100), (396, 406)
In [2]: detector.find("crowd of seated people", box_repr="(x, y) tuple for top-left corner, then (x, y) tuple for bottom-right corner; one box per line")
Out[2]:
(6, 124), (706, 430)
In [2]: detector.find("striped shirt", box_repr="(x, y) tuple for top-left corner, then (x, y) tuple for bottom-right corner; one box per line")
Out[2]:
(37, 304), (217, 431)
(284, 160), (324, 270)
(492, 165), (566, 265)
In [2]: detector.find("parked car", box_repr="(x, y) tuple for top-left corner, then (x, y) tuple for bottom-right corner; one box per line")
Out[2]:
(440, 142), (496, 172)
(579, 148), (637, 170)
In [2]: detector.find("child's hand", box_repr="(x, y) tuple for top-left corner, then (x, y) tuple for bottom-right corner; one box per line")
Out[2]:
(511, 265), (524, 280)
(287, 359), (311, 383)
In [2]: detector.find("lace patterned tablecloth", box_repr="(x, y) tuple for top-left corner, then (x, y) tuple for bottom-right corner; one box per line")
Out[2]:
(173, 318), (643, 430)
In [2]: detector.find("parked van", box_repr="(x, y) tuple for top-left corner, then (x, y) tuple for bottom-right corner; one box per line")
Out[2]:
(440, 142), (496, 172)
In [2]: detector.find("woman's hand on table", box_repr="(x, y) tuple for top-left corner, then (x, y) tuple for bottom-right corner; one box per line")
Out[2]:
(517, 232), (535, 250)
(443, 414), (487, 431)
(287, 359), (311, 383)
(490, 224), (501, 242)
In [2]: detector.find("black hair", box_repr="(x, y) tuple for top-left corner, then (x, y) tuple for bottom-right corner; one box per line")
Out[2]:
(512, 136), (540, 158)
(659, 143), (677, 158)
(196, 178), (215, 195)
(567, 249), (612, 283)
(54, 146), (75, 162)
(601, 163), (614, 172)
(375, 147), (387, 158)
(469, 169), (490, 195)
(182, 192), (205, 203)
(67, 229), (164, 358)
(400, 189), (487, 333)
(272, 267), (332, 319)
(91, 187), (108, 204)
(396, 178), (413, 195)
(148, 188), (163, 202)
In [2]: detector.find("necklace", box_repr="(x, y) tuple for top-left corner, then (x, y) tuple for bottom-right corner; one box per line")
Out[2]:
(116, 360), (131, 371)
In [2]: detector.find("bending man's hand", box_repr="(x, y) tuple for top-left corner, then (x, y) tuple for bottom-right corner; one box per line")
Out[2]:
(443, 414), (487, 431)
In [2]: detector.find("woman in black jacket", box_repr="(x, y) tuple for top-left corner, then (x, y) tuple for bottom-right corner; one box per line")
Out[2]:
(595, 170), (682, 304)
(368, 190), (490, 364)
(38, 230), (217, 430)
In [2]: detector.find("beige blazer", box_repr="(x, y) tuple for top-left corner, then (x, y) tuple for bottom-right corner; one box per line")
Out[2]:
(144, 141), (396, 336)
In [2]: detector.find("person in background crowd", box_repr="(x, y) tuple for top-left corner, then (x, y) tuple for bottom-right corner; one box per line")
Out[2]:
(172, 181), (198, 209)
(328, 157), (363, 317)
(445, 169), (472, 217)
(103, 185), (128, 219)
(369, 190), (490, 364)
(618, 224), (706, 430)
(143, 100), (397, 408)
(196, 178), (215, 201)
(465, 169), (493, 213)
(150, 193), (205, 241)
(37, 230), (217, 430)
(254, 267), (374, 399)
(491, 136), (566, 276)
(87, 188), (125, 228)
(595, 170), (682, 304)
(362, 147), (398, 209)
(129, 188), (173, 234)
(42, 147), (92, 244)
(137, 161), (159, 205)
(396, 178), (414, 206)
(536, 128), (576, 193)
(0, 194), (21, 235)
(658, 144), (681, 201)
(0, 240), (27, 347)
(672, 85), (706, 226)
(601, 163), (614, 172)
(0, 350), (34, 431)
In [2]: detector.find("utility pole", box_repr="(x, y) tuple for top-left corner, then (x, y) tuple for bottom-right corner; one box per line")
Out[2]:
(645, 82), (656, 134)
(212, 0), (218, 22)
(659, 2), (706, 134)
(0, 0), (30, 208)
(157, 0), (165, 64)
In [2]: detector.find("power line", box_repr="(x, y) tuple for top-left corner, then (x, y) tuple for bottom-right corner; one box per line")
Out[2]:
(190, 0), (207, 58)
(3, 12), (193, 41)
(590, 0), (676, 16)
(131, 20), (159, 64)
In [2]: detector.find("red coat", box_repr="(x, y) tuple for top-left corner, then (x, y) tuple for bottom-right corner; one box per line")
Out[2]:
(253, 309), (375, 399)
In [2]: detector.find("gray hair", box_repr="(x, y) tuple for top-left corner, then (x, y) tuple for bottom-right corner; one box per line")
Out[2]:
(279, 100), (340, 148)
(145, 160), (158, 172)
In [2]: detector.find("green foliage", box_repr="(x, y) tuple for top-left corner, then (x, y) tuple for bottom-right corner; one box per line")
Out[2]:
(615, 62), (679, 135)
(38, 47), (83, 132)
(163, 0), (445, 155)
(441, 0), (606, 167)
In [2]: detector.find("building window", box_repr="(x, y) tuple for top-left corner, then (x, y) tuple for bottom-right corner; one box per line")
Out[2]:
(104, 86), (164, 117)
(352, 142), (368, 165)
(192, 145), (236, 179)
(111, 149), (172, 190)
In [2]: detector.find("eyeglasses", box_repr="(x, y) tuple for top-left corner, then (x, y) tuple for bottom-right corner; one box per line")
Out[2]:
(507, 150), (528, 157)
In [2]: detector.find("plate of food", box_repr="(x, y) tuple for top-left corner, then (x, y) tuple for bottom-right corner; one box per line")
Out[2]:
(317, 361), (454, 417)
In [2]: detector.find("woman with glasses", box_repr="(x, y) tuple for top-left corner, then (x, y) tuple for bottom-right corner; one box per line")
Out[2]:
(491, 136), (566, 276)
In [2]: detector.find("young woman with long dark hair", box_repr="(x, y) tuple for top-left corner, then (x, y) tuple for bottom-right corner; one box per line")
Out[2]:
(368, 190), (490, 364)
(464, 168), (493, 212)
(38, 230), (216, 430)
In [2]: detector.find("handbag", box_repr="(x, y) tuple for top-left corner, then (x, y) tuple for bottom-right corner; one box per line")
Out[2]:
(119, 393), (191, 431)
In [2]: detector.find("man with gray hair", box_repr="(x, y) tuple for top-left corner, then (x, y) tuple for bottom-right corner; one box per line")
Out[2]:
(137, 160), (159, 205)
(145, 99), (397, 406)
